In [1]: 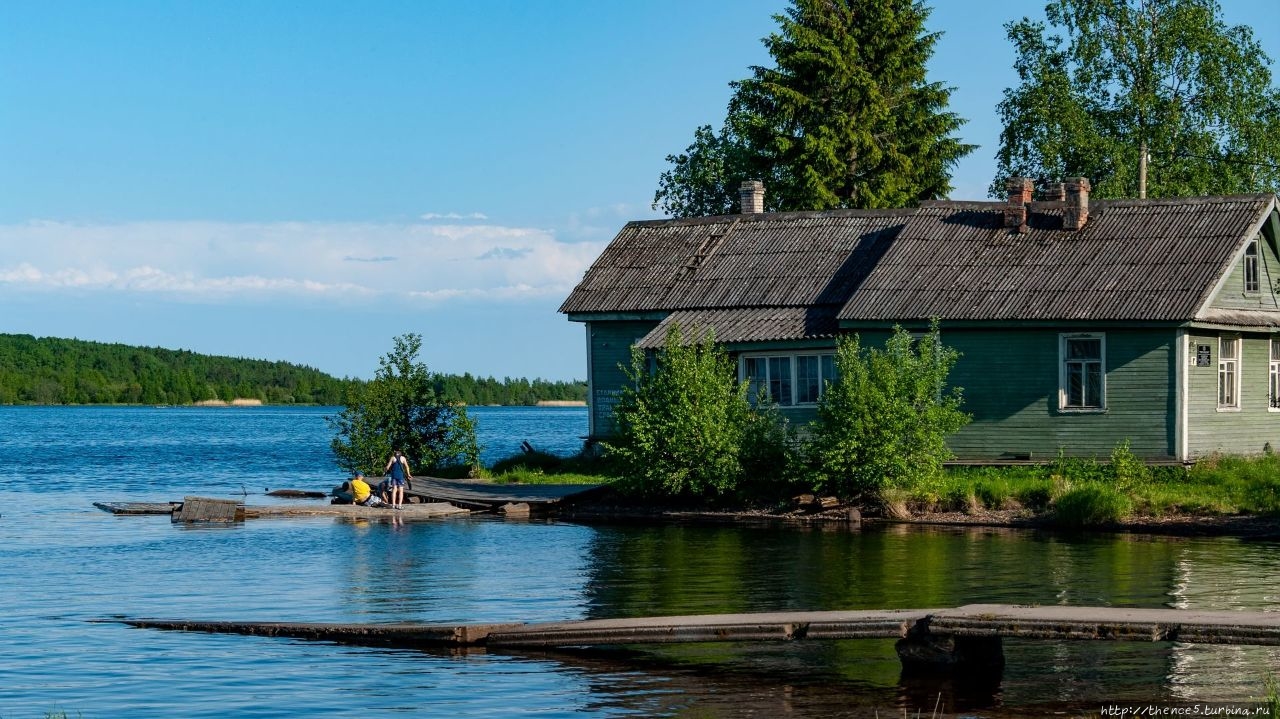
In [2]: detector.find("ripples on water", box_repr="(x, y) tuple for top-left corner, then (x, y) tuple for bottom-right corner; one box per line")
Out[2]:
(0, 406), (1277, 717)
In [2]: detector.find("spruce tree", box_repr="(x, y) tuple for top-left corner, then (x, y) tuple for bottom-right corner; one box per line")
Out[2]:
(654, 0), (973, 215)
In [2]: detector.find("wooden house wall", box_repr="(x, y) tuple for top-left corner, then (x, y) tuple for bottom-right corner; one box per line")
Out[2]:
(586, 320), (659, 438)
(941, 328), (1176, 460)
(1185, 332), (1280, 456)
(1209, 231), (1280, 311)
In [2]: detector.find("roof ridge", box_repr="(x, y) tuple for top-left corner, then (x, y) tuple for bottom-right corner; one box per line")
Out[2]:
(626, 207), (918, 229)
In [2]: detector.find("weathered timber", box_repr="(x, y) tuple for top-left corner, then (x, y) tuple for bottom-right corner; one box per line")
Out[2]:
(404, 477), (603, 510)
(94, 502), (178, 515)
(117, 619), (524, 647)
(119, 603), (1280, 656)
(265, 489), (328, 499)
(96, 500), (469, 520)
(172, 497), (244, 523)
(241, 503), (468, 520)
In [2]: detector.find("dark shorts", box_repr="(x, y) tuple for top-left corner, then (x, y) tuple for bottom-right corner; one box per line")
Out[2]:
(389, 477), (406, 487)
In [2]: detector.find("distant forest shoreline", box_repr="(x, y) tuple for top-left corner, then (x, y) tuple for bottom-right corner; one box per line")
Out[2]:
(0, 334), (587, 407)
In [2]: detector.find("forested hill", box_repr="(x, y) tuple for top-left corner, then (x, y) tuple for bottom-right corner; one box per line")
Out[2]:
(0, 334), (352, 405)
(0, 334), (587, 407)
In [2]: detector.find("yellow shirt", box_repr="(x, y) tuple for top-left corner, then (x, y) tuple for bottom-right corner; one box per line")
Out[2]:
(350, 477), (372, 503)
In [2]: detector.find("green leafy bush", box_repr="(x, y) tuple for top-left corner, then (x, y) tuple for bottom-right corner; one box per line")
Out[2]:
(1108, 440), (1151, 491)
(806, 323), (969, 501)
(606, 326), (758, 498)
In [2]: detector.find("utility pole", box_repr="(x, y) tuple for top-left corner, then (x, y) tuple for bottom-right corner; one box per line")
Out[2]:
(1138, 140), (1148, 199)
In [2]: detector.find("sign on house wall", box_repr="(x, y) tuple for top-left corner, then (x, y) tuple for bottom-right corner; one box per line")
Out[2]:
(1195, 344), (1212, 367)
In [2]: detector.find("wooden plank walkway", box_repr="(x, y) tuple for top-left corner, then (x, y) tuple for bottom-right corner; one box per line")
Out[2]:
(95, 501), (469, 520)
(404, 477), (603, 509)
(119, 603), (1280, 649)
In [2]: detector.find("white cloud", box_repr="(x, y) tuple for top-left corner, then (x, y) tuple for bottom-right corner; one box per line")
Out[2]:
(420, 212), (489, 221)
(0, 219), (604, 306)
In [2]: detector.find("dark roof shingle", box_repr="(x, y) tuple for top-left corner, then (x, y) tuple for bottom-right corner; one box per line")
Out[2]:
(837, 195), (1276, 322)
(559, 210), (910, 314)
(634, 307), (841, 349)
(562, 194), (1278, 331)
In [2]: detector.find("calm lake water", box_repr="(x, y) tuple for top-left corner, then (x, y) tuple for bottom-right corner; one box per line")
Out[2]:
(0, 405), (1277, 718)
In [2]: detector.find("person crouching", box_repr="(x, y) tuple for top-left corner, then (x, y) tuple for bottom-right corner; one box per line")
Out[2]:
(349, 472), (387, 508)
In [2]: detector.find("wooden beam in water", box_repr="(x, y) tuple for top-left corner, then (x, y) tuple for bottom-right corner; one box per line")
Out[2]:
(117, 604), (1280, 649)
(172, 497), (244, 523)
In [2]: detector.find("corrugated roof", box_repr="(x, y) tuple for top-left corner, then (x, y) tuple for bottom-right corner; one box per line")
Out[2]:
(634, 307), (841, 349)
(559, 210), (911, 314)
(837, 195), (1276, 322)
(562, 194), (1278, 334)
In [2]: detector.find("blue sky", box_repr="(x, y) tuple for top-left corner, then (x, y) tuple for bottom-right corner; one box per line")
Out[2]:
(2, 1), (1277, 381)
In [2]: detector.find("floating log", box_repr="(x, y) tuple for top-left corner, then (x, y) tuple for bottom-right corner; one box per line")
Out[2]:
(265, 489), (328, 499)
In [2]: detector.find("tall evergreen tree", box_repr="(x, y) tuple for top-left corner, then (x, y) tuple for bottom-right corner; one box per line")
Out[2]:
(654, 0), (973, 216)
(993, 0), (1280, 199)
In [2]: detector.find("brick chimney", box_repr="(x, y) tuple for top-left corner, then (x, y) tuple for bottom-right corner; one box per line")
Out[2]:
(1063, 177), (1091, 230)
(1042, 182), (1066, 202)
(1003, 177), (1033, 229)
(739, 180), (765, 214)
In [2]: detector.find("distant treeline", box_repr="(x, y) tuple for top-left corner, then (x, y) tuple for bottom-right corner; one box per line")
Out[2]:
(0, 334), (586, 407)
(433, 373), (586, 407)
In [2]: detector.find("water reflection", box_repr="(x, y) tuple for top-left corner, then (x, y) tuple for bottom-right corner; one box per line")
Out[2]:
(574, 521), (1280, 708)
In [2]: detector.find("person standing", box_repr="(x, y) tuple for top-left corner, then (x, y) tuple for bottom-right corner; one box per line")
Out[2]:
(384, 449), (411, 510)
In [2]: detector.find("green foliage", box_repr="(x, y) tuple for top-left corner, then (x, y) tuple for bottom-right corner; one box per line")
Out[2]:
(606, 327), (773, 498)
(807, 324), (969, 500)
(1053, 483), (1132, 526)
(993, 0), (1280, 199)
(738, 401), (803, 500)
(908, 445), (1280, 519)
(654, 0), (973, 216)
(1109, 439), (1151, 492)
(0, 333), (351, 405)
(328, 334), (479, 475)
(652, 124), (756, 217)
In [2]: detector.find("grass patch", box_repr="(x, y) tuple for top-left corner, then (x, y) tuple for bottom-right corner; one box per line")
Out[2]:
(486, 448), (617, 485)
(1053, 483), (1131, 526)
(491, 468), (606, 485)
(885, 446), (1280, 521)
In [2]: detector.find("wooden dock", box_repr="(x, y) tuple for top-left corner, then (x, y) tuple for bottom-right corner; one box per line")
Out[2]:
(404, 477), (603, 510)
(95, 500), (469, 520)
(118, 603), (1280, 673)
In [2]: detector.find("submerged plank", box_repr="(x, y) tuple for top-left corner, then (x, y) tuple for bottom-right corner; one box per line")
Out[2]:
(243, 502), (468, 519)
(118, 604), (1280, 649)
(96, 500), (469, 520)
(94, 502), (177, 515)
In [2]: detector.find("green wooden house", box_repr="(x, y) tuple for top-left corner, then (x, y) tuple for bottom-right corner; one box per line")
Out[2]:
(560, 179), (1280, 461)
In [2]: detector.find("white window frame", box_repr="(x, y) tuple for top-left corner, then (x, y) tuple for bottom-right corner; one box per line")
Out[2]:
(1270, 337), (1280, 412)
(1059, 333), (1106, 412)
(740, 351), (836, 407)
(1218, 335), (1241, 411)
(1245, 240), (1260, 293)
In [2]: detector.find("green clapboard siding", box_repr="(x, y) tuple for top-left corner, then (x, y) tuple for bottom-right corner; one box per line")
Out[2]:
(1209, 233), (1279, 311)
(1185, 332), (1280, 456)
(587, 320), (659, 438)
(942, 328), (1176, 460)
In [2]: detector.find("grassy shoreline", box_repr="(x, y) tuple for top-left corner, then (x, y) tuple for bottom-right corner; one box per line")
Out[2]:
(486, 448), (1280, 534)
